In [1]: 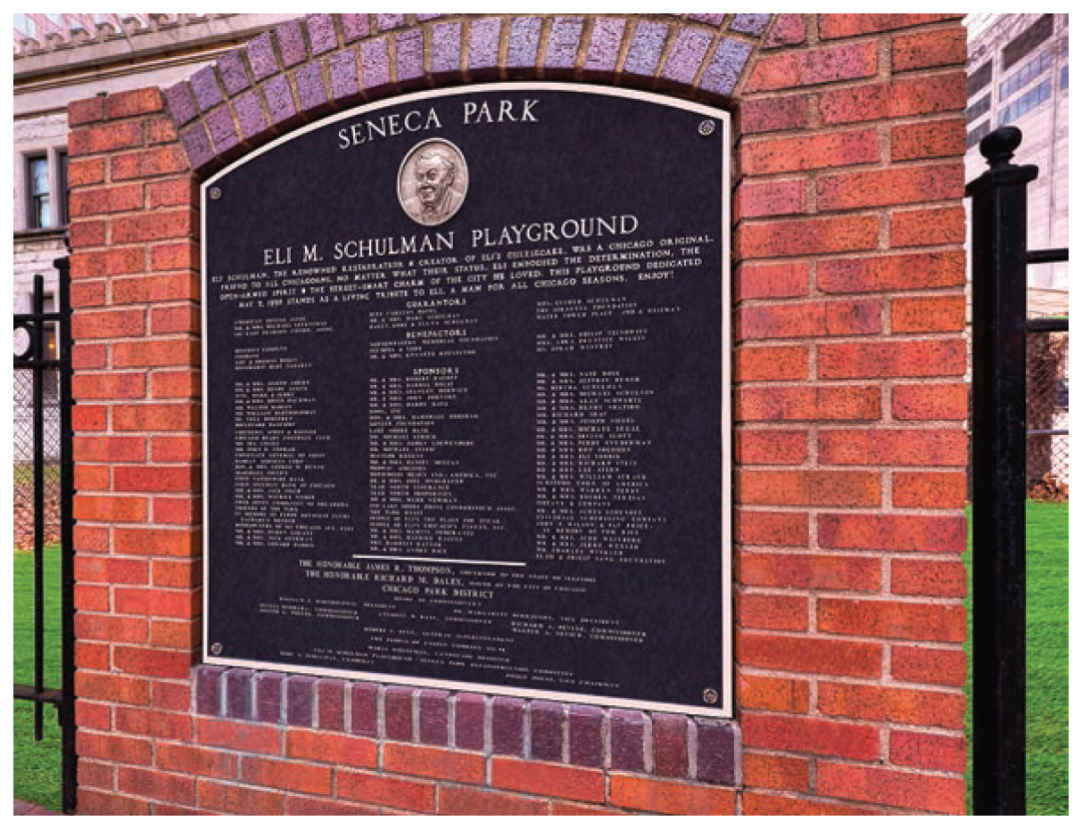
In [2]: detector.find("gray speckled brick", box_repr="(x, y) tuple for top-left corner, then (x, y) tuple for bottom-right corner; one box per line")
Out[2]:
(293, 60), (327, 112)
(544, 16), (583, 71)
(306, 14), (337, 55)
(610, 710), (645, 772)
(232, 89), (267, 140)
(189, 65), (223, 112)
(385, 686), (414, 741)
(361, 37), (392, 93)
(660, 26), (712, 86)
(286, 675), (316, 727)
(623, 21), (669, 79)
(340, 14), (370, 44)
(419, 689), (449, 745)
(696, 719), (736, 785)
(506, 17), (542, 71)
(395, 29), (424, 85)
(276, 19), (306, 68)
(164, 82), (197, 126)
(246, 32), (279, 81)
(327, 49), (360, 102)
(205, 105), (239, 154)
(569, 705), (602, 767)
(430, 21), (461, 78)
(180, 122), (214, 170)
(584, 17), (625, 73)
(195, 665), (224, 715)
(730, 13), (771, 36)
(317, 679), (345, 731)
(215, 50), (249, 96)
(376, 14), (405, 32)
(261, 74), (296, 126)
(467, 17), (501, 76)
(491, 696), (524, 756)
(255, 672), (283, 723)
(690, 14), (726, 27)
(699, 37), (753, 98)
(454, 693), (485, 751)
(350, 682), (379, 736)
(224, 669), (252, 719)
(529, 701), (563, 762)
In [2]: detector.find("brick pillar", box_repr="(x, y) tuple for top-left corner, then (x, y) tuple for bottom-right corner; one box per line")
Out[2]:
(67, 87), (202, 814)
(732, 14), (968, 815)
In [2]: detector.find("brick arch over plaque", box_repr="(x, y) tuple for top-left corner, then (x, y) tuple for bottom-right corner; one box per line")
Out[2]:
(163, 13), (783, 172)
(65, 10), (972, 816)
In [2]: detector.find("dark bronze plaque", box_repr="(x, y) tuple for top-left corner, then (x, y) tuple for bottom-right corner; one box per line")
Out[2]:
(202, 84), (731, 716)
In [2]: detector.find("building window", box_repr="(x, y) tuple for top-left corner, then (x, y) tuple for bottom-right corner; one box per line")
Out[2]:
(999, 49), (1052, 101)
(1062, 65), (1069, 90)
(998, 78), (1052, 125)
(1002, 14), (1054, 71)
(27, 155), (50, 229)
(58, 152), (69, 226)
(967, 60), (993, 97)
(966, 94), (992, 122)
(967, 120), (992, 149)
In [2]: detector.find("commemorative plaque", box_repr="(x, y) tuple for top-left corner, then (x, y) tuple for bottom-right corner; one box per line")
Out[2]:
(202, 84), (732, 716)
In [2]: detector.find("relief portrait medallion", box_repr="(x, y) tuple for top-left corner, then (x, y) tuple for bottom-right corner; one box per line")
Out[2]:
(397, 138), (469, 226)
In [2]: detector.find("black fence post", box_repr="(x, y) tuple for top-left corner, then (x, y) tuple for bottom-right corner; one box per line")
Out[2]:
(965, 126), (1037, 815)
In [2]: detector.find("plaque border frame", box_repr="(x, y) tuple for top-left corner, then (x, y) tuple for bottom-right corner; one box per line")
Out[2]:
(200, 82), (733, 719)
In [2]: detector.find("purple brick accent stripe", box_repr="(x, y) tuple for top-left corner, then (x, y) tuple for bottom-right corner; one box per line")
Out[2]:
(286, 675), (316, 727)
(255, 673), (283, 723)
(293, 60), (327, 112)
(215, 50), (249, 96)
(467, 17), (501, 75)
(430, 21), (462, 78)
(699, 37), (754, 98)
(730, 13), (771, 36)
(327, 49), (360, 102)
(492, 696), (524, 756)
(544, 16), (583, 71)
(375, 14), (405, 32)
(584, 17), (625, 73)
(696, 719), (736, 785)
(306, 14), (337, 55)
(260, 74), (296, 127)
(318, 679), (346, 731)
(660, 26), (712, 86)
(419, 690), (449, 745)
(361, 37), (392, 93)
(506, 16), (542, 70)
(225, 668), (252, 719)
(340, 14), (369, 44)
(652, 713), (688, 778)
(611, 709), (645, 771)
(385, 686), (414, 741)
(164, 82), (197, 126)
(179, 122), (213, 171)
(350, 683), (379, 737)
(276, 19), (306, 68)
(529, 701), (563, 762)
(623, 20), (669, 78)
(395, 29), (425, 85)
(569, 705), (603, 767)
(246, 31), (278, 81)
(232, 89), (268, 141)
(204, 106), (239, 154)
(189, 65), (223, 112)
(454, 693), (485, 751)
(689, 14), (726, 27)
(195, 665), (224, 715)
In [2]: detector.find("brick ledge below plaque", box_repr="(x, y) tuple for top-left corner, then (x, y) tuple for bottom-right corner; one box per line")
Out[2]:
(193, 665), (738, 785)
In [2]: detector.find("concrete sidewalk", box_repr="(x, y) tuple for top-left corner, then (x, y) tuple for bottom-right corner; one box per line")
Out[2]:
(15, 799), (57, 816)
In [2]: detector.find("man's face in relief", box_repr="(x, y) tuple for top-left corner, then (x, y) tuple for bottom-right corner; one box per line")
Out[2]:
(415, 154), (454, 209)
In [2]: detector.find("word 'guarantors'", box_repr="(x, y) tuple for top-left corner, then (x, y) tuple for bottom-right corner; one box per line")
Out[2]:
(337, 99), (540, 149)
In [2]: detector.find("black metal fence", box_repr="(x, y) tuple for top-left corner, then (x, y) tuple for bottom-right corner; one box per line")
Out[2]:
(967, 126), (1068, 815)
(13, 262), (76, 814)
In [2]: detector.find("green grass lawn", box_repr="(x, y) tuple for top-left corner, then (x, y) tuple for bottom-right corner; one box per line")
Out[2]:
(13, 545), (64, 813)
(963, 500), (1069, 815)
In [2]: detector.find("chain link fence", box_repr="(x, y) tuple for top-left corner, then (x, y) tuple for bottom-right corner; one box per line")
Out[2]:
(1026, 329), (1069, 500)
(13, 367), (61, 550)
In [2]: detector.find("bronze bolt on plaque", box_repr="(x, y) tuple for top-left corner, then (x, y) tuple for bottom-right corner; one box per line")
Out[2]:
(201, 84), (732, 716)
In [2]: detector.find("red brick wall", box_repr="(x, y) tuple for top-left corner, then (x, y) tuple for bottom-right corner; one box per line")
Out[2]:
(66, 13), (968, 815)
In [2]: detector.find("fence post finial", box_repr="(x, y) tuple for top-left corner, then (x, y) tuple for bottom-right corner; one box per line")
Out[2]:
(980, 125), (1023, 170)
